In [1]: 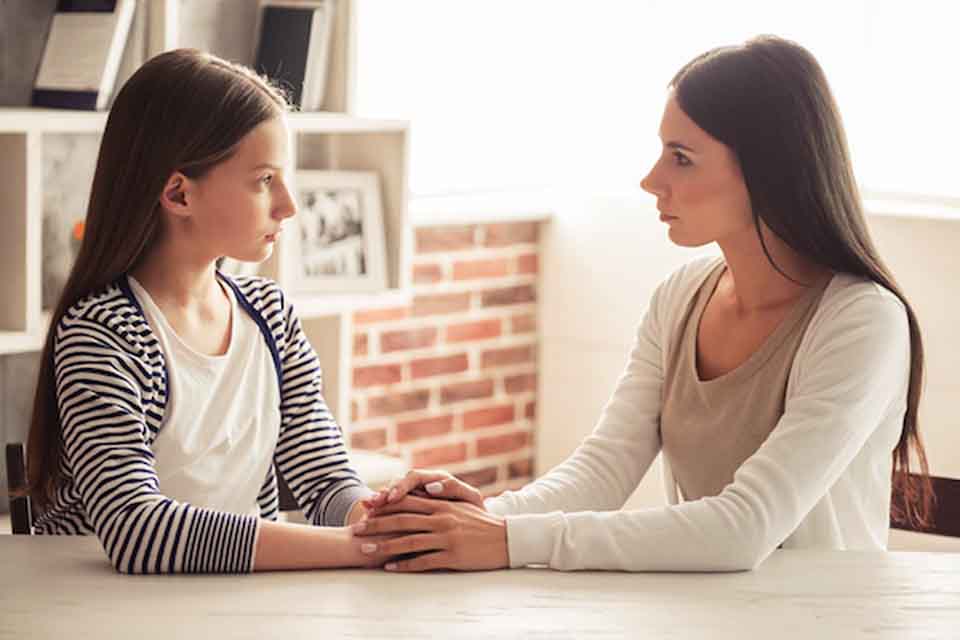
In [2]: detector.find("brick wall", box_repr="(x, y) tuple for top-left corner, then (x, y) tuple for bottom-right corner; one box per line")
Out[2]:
(349, 221), (540, 497)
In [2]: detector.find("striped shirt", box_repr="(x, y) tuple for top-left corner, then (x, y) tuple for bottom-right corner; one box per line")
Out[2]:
(33, 272), (371, 574)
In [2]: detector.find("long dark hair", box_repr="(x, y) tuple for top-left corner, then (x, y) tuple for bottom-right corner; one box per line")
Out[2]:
(22, 49), (287, 510)
(671, 35), (933, 528)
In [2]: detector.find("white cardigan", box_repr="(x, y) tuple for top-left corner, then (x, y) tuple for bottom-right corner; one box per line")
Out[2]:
(486, 256), (910, 571)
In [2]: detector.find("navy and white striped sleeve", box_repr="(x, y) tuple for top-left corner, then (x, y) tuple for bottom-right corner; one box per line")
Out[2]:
(54, 319), (260, 574)
(274, 298), (372, 526)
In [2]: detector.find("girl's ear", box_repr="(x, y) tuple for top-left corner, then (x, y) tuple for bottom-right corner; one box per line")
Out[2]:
(158, 172), (193, 218)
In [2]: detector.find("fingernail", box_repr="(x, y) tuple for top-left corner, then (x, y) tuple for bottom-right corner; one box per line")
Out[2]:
(425, 481), (443, 494)
(361, 543), (377, 554)
(388, 488), (399, 501)
(385, 563), (397, 571)
(352, 521), (366, 533)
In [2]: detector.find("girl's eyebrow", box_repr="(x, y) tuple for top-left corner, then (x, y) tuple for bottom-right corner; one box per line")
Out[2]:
(250, 163), (282, 171)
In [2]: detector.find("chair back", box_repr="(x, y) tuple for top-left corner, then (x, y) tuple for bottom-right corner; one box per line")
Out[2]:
(5, 443), (32, 534)
(891, 474), (960, 538)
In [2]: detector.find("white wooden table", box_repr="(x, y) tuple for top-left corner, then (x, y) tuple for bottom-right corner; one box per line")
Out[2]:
(1, 537), (958, 639)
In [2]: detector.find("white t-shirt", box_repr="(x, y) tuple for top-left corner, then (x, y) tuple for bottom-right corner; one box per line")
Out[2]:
(128, 276), (281, 517)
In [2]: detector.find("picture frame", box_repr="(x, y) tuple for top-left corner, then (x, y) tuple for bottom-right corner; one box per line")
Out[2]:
(285, 170), (388, 294)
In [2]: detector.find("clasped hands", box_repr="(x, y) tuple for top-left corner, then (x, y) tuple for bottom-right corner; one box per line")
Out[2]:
(351, 470), (509, 572)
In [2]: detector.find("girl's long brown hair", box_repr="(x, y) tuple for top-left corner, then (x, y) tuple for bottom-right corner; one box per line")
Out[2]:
(21, 49), (287, 511)
(671, 36), (934, 528)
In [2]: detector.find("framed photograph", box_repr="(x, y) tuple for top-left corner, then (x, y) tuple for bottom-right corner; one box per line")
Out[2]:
(286, 170), (388, 293)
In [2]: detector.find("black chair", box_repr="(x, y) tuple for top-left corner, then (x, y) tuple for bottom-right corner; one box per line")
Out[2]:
(891, 473), (960, 538)
(5, 443), (32, 534)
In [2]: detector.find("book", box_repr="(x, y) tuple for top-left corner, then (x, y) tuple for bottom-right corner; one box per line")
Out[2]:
(254, 0), (335, 111)
(32, 0), (136, 111)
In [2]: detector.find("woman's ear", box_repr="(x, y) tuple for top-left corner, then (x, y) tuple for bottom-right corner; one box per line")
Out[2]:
(158, 172), (192, 218)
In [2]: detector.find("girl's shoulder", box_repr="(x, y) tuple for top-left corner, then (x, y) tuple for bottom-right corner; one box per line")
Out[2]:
(217, 273), (286, 315)
(58, 278), (144, 342)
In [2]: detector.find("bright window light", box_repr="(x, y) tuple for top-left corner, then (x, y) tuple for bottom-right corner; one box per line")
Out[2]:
(354, 1), (958, 200)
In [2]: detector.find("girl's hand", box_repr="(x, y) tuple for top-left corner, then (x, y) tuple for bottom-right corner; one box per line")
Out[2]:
(361, 469), (486, 512)
(351, 495), (508, 572)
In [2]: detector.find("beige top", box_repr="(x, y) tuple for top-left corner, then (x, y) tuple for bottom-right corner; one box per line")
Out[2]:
(661, 262), (829, 502)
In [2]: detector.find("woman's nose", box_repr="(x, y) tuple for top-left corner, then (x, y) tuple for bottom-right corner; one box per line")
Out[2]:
(640, 165), (665, 198)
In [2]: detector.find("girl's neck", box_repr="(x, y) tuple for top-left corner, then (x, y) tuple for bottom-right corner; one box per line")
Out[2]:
(130, 237), (223, 311)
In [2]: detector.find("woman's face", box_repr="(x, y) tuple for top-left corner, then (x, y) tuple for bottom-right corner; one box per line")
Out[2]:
(640, 92), (754, 248)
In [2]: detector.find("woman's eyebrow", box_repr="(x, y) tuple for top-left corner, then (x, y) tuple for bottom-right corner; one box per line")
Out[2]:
(250, 163), (283, 171)
(665, 141), (696, 153)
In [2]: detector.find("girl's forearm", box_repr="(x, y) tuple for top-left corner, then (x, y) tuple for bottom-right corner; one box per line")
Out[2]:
(252, 519), (374, 571)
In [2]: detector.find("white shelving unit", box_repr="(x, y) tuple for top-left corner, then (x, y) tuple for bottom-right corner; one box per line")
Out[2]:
(0, 0), (412, 429)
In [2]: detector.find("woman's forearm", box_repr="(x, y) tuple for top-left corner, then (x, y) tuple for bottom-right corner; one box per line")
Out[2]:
(253, 519), (377, 571)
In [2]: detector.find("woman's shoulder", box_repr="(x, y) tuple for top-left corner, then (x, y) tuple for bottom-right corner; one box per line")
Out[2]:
(816, 272), (908, 329)
(650, 255), (723, 313)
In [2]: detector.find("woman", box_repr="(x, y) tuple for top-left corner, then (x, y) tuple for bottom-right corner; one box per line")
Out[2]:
(352, 35), (934, 572)
(19, 49), (394, 574)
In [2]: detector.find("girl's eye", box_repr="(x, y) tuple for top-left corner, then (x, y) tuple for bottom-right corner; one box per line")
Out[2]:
(673, 152), (691, 167)
(261, 174), (274, 186)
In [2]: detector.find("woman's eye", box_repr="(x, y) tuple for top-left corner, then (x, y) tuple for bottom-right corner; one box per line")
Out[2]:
(673, 152), (691, 167)
(261, 174), (274, 186)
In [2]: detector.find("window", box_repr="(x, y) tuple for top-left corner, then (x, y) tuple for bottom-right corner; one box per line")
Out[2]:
(355, 1), (958, 201)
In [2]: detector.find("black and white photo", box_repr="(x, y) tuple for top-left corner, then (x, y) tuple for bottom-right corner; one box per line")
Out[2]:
(287, 170), (387, 293)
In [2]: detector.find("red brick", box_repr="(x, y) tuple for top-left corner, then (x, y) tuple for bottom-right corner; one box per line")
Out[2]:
(440, 379), (495, 404)
(525, 401), (536, 419)
(397, 415), (454, 443)
(477, 431), (530, 457)
(505, 373), (537, 394)
(416, 226), (476, 253)
(511, 314), (536, 334)
(456, 466), (499, 488)
(354, 307), (408, 325)
(517, 253), (539, 274)
(353, 333), (368, 357)
(413, 293), (471, 317)
(483, 222), (538, 247)
(413, 263), (444, 284)
(353, 364), (403, 388)
(351, 428), (387, 450)
(446, 318), (501, 343)
(381, 327), (438, 353)
(481, 285), (536, 307)
(367, 390), (430, 417)
(508, 458), (533, 478)
(463, 404), (515, 430)
(411, 354), (469, 379)
(412, 442), (468, 467)
(453, 258), (510, 280)
(482, 345), (535, 368)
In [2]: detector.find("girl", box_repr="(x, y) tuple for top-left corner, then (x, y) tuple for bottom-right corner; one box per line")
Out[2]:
(352, 35), (935, 572)
(21, 49), (392, 574)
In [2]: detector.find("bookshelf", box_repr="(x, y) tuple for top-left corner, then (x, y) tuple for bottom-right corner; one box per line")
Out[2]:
(0, 0), (412, 431)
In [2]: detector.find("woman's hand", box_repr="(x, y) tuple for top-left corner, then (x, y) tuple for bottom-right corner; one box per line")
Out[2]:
(352, 495), (509, 572)
(361, 469), (486, 512)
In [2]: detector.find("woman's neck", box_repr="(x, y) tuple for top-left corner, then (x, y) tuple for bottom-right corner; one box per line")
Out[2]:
(717, 224), (832, 314)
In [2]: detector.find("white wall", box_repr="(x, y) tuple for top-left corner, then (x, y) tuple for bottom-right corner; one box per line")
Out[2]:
(537, 193), (960, 547)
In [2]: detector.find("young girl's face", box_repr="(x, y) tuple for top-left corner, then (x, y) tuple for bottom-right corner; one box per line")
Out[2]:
(640, 93), (753, 248)
(188, 116), (297, 263)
